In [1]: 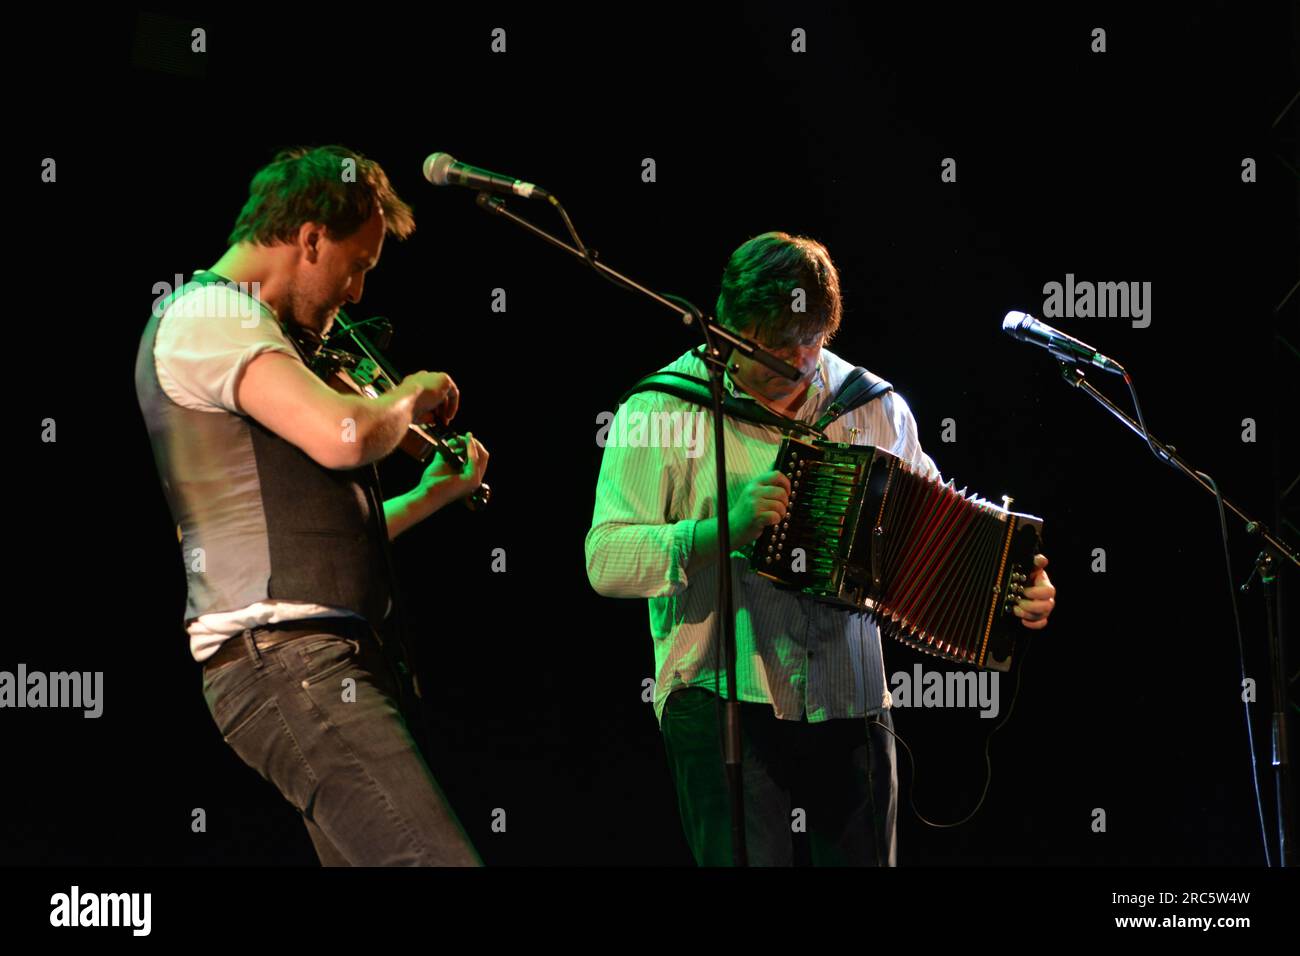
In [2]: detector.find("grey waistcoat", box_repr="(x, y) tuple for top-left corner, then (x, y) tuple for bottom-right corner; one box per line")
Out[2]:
(134, 270), (392, 626)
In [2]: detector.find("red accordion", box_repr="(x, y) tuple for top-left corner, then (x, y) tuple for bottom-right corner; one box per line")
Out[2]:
(750, 437), (1044, 671)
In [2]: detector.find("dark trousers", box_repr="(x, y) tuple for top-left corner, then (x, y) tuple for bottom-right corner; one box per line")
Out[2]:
(201, 627), (480, 866)
(661, 687), (897, 866)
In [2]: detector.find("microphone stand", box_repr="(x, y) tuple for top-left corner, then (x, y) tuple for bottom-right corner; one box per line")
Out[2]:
(472, 191), (800, 866)
(1057, 360), (1297, 866)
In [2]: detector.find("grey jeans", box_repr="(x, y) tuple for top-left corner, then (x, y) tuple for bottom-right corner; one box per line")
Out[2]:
(201, 626), (480, 866)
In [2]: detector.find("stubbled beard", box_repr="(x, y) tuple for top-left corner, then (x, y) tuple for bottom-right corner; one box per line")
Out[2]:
(740, 366), (810, 396)
(282, 289), (332, 337)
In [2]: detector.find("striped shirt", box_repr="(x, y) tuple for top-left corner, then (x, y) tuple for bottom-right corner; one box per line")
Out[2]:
(585, 345), (941, 725)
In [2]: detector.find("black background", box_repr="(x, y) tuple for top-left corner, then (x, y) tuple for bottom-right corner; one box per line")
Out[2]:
(8, 2), (1298, 869)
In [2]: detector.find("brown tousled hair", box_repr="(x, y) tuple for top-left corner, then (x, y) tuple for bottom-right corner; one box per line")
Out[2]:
(715, 231), (842, 347)
(227, 145), (415, 247)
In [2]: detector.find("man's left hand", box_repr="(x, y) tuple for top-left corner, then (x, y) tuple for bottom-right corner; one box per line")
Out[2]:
(1015, 553), (1056, 630)
(419, 432), (489, 503)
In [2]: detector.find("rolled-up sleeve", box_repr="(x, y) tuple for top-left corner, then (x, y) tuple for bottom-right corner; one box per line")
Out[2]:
(585, 398), (698, 599)
(889, 392), (942, 482)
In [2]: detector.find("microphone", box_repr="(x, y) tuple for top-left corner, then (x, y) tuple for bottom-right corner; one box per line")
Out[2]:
(1001, 311), (1125, 375)
(422, 152), (550, 201)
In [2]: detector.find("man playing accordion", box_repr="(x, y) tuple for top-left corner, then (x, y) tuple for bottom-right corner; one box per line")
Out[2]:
(586, 231), (1056, 866)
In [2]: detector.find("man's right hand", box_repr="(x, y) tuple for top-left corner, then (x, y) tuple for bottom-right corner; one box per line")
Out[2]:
(402, 370), (459, 425)
(728, 469), (791, 547)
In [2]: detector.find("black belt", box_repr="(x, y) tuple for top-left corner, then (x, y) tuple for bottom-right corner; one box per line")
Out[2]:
(202, 617), (374, 673)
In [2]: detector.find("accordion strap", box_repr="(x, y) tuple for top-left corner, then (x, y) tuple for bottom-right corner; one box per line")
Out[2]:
(618, 371), (823, 437)
(618, 360), (893, 438)
(813, 366), (893, 431)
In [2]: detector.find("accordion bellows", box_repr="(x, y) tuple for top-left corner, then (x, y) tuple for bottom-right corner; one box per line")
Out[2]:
(751, 438), (1044, 671)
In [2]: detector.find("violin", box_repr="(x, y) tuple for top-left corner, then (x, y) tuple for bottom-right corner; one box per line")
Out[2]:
(287, 311), (491, 511)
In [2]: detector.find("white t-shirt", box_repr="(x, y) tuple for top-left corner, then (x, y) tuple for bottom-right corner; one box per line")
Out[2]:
(154, 274), (362, 663)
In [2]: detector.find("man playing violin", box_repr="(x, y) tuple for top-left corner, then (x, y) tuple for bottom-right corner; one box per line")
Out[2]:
(135, 145), (488, 866)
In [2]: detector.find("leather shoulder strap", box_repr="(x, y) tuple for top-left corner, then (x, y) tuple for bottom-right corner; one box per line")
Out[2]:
(619, 371), (823, 437)
(813, 367), (893, 431)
